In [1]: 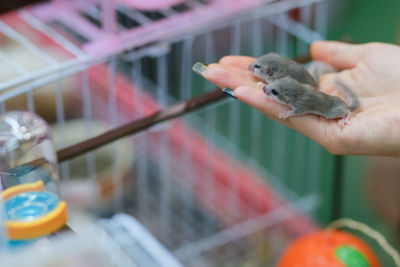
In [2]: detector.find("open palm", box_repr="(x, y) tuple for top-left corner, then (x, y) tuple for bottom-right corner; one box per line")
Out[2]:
(203, 41), (400, 157)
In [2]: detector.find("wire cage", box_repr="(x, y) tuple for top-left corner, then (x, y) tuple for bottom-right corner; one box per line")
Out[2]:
(0, 0), (329, 265)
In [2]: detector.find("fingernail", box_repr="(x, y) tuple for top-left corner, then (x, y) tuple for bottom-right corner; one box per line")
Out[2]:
(222, 88), (237, 99)
(192, 62), (208, 78)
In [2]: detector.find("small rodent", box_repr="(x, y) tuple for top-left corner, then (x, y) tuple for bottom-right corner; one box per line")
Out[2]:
(263, 77), (360, 127)
(249, 52), (317, 86)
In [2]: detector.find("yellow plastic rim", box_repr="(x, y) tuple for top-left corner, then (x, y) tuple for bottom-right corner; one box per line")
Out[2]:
(2, 180), (44, 200)
(1, 180), (68, 240)
(6, 201), (68, 240)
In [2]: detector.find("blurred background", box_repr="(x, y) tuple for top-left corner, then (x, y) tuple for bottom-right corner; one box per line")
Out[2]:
(0, 0), (399, 266)
(329, 0), (400, 264)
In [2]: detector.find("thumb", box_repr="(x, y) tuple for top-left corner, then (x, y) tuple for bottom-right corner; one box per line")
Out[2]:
(311, 41), (366, 70)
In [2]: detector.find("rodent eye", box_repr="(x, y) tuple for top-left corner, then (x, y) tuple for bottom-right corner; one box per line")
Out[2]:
(267, 68), (273, 76)
(271, 89), (278, 95)
(254, 64), (261, 69)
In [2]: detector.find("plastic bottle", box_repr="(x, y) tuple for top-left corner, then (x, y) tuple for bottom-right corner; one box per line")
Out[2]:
(0, 111), (67, 246)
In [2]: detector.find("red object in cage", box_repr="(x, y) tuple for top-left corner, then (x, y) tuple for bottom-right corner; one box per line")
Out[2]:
(278, 230), (381, 267)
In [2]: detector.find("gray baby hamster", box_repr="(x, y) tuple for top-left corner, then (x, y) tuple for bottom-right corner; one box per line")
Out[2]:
(263, 77), (359, 127)
(249, 52), (317, 86)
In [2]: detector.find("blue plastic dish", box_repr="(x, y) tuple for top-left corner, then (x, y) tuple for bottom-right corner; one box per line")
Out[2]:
(5, 191), (60, 222)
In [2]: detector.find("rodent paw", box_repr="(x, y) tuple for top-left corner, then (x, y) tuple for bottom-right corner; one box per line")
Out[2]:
(338, 115), (351, 128)
(278, 111), (294, 120)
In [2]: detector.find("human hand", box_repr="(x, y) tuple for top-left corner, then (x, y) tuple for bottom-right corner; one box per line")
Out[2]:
(201, 41), (400, 157)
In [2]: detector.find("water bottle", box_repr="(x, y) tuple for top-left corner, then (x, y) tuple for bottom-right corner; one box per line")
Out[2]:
(0, 111), (67, 246)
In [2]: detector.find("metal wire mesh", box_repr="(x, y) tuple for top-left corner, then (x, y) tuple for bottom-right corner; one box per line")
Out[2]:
(0, 0), (328, 265)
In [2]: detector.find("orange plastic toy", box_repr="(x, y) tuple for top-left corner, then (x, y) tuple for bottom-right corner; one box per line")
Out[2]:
(278, 230), (381, 267)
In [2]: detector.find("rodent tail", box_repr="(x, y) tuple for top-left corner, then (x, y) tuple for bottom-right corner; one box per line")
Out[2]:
(335, 80), (360, 111)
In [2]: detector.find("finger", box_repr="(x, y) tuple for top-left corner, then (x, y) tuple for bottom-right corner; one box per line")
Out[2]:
(335, 69), (369, 97)
(233, 85), (285, 119)
(311, 41), (366, 69)
(234, 86), (324, 129)
(318, 72), (340, 95)
(218, 55), (256, 70)
(205, 64), (259, 89)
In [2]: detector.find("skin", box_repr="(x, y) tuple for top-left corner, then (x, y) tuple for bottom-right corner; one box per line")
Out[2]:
(203, 41), (400, 157)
